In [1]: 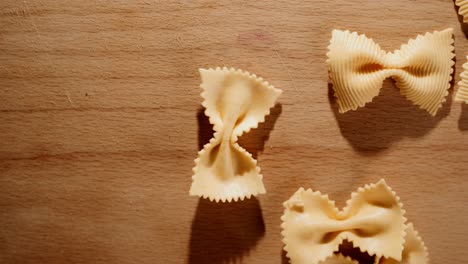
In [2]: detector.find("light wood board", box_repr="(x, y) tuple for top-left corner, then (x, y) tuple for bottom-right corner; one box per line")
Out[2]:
(0, 0), (467, 263)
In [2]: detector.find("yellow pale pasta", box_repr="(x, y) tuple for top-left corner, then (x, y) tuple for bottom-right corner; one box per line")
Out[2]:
(327, 28), (455, 116)
(456, 0), (468, 23)
(455, 56), (468, 103)
(189, 67), (282, 202)
(281, 180), (406, 264)
(319, 254), (359, 264)
(375, 223), (428, 264)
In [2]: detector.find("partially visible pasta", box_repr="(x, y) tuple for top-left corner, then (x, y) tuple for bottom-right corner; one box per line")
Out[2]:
(281, 180), (428, 264)
(456, 56), (468, 103)
(319, 255), (359, 264)
(281, 180), (407, 264)
(456, 0), (468, 23)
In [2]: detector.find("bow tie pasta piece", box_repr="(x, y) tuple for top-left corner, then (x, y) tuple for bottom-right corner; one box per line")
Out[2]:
(455, 56), (468, 103)
(456, 0), (468, 23)
(281, 179), (406, 264)
(375, 223), (428, 264)
(319, 254), (359, 264)
(190, 67), (282, 202)
(327, 28), (455, 116)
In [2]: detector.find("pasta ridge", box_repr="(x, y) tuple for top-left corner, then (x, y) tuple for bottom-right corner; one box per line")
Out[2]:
(456, 0), (468, 23)
(455, 56), (468, 103)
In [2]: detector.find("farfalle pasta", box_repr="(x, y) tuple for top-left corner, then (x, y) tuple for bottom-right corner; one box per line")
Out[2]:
(281, 180), (406, 264)
(281, 180), (429, 264)
(456, 0), (468, 23)
(456, 56), (468, 103)
(327, 28), (455, 116)
(189, 67), (282, 202)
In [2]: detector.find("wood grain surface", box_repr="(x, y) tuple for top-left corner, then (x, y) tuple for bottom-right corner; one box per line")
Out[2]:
(1, 1), (467, 263)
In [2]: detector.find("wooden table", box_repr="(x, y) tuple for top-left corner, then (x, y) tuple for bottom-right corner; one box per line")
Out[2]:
(1, 1), (467, 263)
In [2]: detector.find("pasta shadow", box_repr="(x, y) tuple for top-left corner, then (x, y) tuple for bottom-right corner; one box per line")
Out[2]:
(197, 103), (283, 159)
(187, 197), (265, 264)
(459, 104), (468, 131)
(197, 108), (215, 150)
(281, 249), (289, 264)
(238, 103), (282, 159)
(328, 80), (452, 154)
